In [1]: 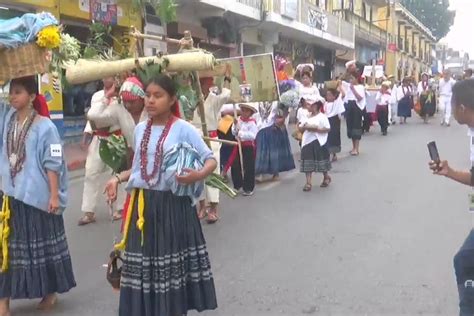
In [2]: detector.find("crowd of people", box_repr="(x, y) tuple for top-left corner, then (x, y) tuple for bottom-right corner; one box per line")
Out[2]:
(0, 57), (472, 316)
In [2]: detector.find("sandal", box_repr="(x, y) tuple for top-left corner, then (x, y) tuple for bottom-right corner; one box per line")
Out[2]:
(198, 208), (208, 220)
(303, 184), (312, 192)
(112, 210), (123, 221)
(350, 151), (359, 156)
(321, 176), (332, 188)
(207, 212), (219, 224)
(78, 213), (96, 226)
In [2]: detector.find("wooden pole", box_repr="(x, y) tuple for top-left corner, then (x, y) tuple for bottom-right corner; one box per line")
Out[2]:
(203, 137), (238, 146)
(233, 104), (245, 177)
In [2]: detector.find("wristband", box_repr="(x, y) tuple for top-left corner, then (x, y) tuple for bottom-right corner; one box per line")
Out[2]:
(115, 174), (122, 184)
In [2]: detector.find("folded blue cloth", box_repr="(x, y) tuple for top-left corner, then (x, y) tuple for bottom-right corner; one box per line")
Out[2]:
(0, 12), (58, 48)
(161, 142), (205, 204)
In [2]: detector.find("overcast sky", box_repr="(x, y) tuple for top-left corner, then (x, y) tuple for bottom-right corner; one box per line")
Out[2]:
(443, 0), (474, 57)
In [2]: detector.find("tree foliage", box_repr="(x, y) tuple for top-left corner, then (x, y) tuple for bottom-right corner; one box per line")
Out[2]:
(132, 0), (177, 24)
(401, 0), (455, 40)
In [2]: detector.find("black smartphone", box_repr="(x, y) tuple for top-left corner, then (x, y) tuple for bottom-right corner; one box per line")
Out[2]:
(427, 141), (440, 162)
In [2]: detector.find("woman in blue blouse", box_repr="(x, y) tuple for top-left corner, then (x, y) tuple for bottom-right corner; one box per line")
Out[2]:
(105, 74), (218, 316)
(0, 76), (75, 315)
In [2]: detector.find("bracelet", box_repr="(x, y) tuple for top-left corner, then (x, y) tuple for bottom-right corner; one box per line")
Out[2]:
(115, 174), (122, 184)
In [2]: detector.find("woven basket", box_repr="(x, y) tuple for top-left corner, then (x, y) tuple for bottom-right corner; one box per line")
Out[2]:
(0, 43), (51, 82)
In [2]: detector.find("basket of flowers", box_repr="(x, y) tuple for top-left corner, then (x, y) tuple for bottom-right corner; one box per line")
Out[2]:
(0, 12), (81, 82)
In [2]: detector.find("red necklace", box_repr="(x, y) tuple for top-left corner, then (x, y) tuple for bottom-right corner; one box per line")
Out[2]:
(139, 115), (176, 186)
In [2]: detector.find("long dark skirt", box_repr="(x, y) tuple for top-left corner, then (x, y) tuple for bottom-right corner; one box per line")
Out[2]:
(420, 94), (436, 117)
(398, 96), (413, 118)
(327, 116), (341, 154)
(376, 105), (389, 133)
(0, 195), (76, 299)
(300, 139), (331, 173)
(255, 125), (295, 175)
(345, 101), (363, 140)
(119, 190), (217, 316)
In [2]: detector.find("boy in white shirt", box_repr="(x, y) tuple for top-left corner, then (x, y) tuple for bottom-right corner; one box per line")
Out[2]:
(438, 69), (456, 126)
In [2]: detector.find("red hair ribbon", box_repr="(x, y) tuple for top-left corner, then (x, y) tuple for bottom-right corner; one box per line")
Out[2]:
(172, 100), (181, 119)
(33, 94), (50, 118)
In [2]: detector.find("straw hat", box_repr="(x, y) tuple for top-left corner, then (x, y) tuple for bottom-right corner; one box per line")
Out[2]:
(381, 81), (392, 88)
(303, 95), (325, 104)
(345, 60), (356, 69)
(239, 103), (257, 113)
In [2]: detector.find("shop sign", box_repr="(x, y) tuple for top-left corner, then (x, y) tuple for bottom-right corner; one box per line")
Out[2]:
(388, 43), (397, 52)
(294, 43), (313, 59)
(308, 8), (328, 31)
(90, 0), (118, 25)
(274, 37), (293, 55)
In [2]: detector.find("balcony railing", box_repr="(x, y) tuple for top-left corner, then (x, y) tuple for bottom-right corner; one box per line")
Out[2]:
(236, 0), (262, 10)
(270, 0), (354, 45)
(333, 9), (387, 46)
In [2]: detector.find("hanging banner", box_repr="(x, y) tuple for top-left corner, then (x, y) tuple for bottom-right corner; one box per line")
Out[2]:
(90, 0), (118, 25)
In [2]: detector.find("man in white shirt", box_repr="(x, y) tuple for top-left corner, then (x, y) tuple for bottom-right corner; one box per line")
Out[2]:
(192, 73), (231, 223)
(79, 77), (136, 225)
(439, 69), (456, 126)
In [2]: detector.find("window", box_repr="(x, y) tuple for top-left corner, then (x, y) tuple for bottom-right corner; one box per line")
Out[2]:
(370, 7), (373, 23)
(362, 3), (366, 19)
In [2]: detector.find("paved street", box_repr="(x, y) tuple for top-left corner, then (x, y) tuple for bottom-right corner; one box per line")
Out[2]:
(11, 117), (473, 316)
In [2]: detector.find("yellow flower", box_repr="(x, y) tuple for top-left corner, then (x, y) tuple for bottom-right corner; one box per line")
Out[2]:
(36, 26), (62, 49)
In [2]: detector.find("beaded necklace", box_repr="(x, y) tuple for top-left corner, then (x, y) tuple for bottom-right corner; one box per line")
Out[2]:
(6, 110), (37, 183)
(140, 115), (176, 186)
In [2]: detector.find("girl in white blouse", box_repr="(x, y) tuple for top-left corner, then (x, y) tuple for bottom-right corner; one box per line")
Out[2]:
(298, 97), (332, 192)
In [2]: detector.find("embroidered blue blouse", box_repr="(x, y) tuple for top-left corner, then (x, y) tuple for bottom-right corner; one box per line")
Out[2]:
(126, 119), (214, 200)
(0, 101), (68, 214)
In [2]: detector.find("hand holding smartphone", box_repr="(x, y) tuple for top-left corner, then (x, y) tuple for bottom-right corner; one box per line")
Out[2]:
(427, 141), (442, 173)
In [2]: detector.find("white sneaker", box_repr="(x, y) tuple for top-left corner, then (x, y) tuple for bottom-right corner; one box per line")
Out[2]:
(243, 191), (254, 196)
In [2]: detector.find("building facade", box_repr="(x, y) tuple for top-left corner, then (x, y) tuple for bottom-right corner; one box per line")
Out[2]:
(329, 0), (388, 76)
(377, 2), (435, 82)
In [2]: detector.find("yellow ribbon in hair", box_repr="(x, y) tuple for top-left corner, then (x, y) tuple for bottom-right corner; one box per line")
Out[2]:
(0, 196), (11, 272)
(114, 188), (145, 251)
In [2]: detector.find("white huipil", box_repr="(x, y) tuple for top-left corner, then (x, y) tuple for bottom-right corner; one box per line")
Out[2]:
(81, 90), (136, 213)
(192, 88), (231, 204)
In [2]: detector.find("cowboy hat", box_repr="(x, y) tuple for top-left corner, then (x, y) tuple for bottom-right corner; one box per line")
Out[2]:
(345, 60), (356, 69)
(239, 103), (258, 113)
(381, 81), (392, 88)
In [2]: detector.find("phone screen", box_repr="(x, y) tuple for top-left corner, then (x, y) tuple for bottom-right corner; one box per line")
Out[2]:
(427, 141), (440, 162)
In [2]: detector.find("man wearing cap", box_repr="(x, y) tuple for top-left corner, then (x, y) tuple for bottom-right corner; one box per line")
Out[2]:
(193, 68), (232, 223)
(438, 69), (456, 126)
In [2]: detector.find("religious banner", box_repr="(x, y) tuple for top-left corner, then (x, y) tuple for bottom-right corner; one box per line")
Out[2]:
(216, 54), (279, 103)
(90, 0), (118, 25)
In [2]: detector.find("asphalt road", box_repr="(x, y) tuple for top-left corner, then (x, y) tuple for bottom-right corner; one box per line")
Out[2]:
(12, 115), (473, 316)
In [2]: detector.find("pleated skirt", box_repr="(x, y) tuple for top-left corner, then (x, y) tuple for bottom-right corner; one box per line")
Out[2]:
(300, 139), (331, 173)
(119, 190), (217, 316)
(255, 125), (295, 175)
(0, 194), (76, 299)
